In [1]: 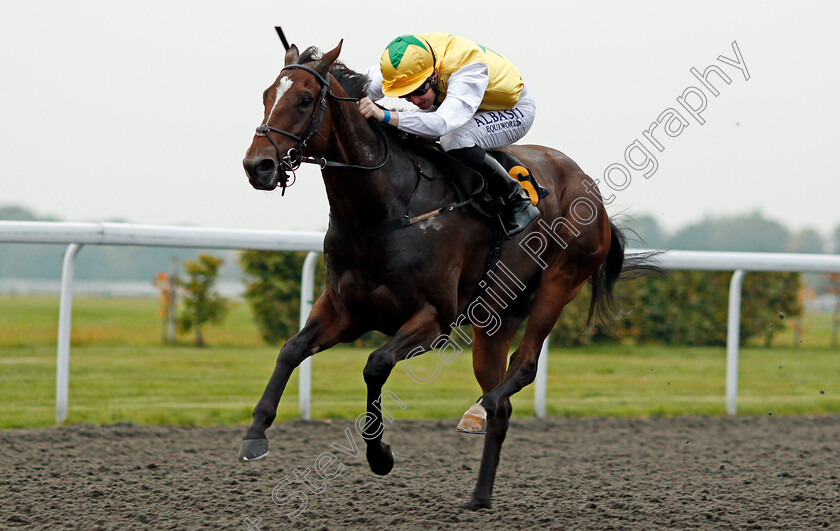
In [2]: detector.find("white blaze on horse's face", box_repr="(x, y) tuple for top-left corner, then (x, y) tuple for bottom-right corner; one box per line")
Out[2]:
(266, 76), (294, 124)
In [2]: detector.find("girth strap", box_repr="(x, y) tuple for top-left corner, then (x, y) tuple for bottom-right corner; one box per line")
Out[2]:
(329, 197), (477, 236)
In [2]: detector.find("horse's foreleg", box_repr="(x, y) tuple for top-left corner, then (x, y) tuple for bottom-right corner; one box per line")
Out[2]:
(361, 304), (442, 475)
(238, 292), (355, 461)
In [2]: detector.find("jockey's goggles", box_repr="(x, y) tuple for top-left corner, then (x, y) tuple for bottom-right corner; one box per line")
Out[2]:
(400, 76), (434, 99)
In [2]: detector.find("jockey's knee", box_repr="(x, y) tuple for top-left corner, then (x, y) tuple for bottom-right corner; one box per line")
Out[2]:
(447, 145), (485, 167)
(440, 130), (481, 152)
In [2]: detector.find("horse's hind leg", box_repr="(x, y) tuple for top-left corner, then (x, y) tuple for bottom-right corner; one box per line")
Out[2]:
(461, 320), (520, 510)
(457, 317), (520, 434)
(458, 279), (580, 505)
(238, 291), (356, 461)
(361, 304), (443, 475)
(479, 273), (587, 422)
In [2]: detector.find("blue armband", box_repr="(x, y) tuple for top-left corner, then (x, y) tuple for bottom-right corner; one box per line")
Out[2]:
(383, 110), (391, 124)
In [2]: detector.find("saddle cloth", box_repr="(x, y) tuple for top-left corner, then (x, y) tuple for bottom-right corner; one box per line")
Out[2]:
(490, 150), (550, 206)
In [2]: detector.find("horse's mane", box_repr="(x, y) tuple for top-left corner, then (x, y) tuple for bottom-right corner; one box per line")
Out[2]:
(298, 46), (369, 99)
(297, 46), (437, 150)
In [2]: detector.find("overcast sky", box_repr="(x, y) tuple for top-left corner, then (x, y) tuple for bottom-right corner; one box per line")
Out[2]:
(1, 1), (838, 236)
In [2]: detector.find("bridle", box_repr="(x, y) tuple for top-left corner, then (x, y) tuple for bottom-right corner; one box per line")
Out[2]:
(257, 54), (480, 236)
(255, 63), (390, 193)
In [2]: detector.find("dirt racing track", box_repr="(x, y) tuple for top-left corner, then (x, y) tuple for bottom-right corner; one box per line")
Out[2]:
(2, 415), (839, 530)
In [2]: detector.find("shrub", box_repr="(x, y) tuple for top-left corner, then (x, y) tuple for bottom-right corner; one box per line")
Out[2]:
(614, 271), (802, 346)
(177, 254), (230, 347)
(240, 251), (326, 345)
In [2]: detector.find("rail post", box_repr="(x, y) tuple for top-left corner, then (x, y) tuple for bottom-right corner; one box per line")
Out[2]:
(726, 269), (746, 415)
(56, 243), (83, 423)
(298, 251), (320, 419)
(535, 339), (549, 418)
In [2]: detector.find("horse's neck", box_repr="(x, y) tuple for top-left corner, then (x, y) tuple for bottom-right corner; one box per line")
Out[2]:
(321, 108), (412, 226)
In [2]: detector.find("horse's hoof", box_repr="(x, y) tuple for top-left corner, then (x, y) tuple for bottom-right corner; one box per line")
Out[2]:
(460, 498), (492, 511)
(238, 438), (269, 462)
(366, 443), (395, 476)
(456, 403), (487, 434)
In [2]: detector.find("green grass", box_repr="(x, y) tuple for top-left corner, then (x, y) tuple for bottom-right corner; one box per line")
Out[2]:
(1, 295), (838, 428)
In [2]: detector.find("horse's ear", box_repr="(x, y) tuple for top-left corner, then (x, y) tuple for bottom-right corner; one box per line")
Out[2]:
(315, 40), (343, 76)
(284, 44), (299, 66)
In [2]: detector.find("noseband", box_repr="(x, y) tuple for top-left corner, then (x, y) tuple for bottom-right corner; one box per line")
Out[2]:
(255, 63), (390, 193)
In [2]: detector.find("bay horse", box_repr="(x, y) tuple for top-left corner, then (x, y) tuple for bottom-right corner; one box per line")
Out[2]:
(240, 40), (653, 510)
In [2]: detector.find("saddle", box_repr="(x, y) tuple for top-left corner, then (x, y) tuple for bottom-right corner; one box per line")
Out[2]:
(395, 133), (549, 220)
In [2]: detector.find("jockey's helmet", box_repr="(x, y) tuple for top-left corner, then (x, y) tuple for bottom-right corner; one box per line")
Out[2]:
(379, 35), (436, 97)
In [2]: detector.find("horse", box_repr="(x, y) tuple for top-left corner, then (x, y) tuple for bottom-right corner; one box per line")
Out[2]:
(240, 40), (656, 510)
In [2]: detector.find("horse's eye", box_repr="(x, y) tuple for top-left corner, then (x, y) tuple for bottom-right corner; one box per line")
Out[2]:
(301, 94), (314, 107)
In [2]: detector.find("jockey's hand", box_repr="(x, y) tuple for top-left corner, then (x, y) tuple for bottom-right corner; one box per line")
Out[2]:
(357, 97), (385, 122)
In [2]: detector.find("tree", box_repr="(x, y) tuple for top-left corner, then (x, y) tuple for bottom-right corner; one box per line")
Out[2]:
(828, 273), (840, 348)
(616, 270), (802, 346)
(240, 251), (326, 345)
(177, 254), (230, 347)
(832, 225), (840, 254)
(668, 211), (789, 252)
(624, 214), (668, 249)
(741, 272), (803, 347)
(786, 229), (824, 253)
(0, 205), (40, 221)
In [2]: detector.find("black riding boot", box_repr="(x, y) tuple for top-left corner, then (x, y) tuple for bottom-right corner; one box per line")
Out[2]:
(476, 153), (541, 238)
(448, 145), (541, 238)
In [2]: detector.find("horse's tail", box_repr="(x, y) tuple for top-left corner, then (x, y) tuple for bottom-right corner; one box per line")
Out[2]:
(587, 222), (663, 326)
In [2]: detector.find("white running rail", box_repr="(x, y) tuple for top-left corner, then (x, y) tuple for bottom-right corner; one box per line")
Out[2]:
(0, 221), (323, 423)
(3, 221), (840, 421)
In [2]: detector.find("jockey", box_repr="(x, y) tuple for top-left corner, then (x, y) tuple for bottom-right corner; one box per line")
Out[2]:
(358, 33), (540, 238)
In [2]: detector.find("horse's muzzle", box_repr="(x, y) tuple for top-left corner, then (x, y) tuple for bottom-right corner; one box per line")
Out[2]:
(243, 157), (279, 191)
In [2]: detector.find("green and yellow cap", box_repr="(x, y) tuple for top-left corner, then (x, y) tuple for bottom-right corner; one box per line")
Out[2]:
(379, 35), (435, 97)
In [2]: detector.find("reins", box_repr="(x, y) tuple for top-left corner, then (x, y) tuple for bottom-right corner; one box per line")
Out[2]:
(256, 54), (474, 232)
(255, 63), (390, 194)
